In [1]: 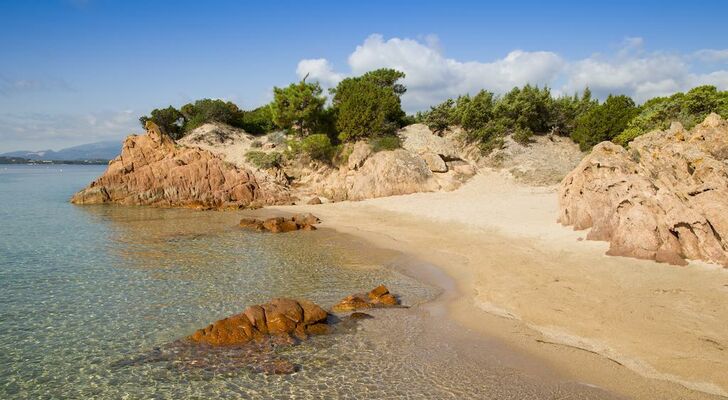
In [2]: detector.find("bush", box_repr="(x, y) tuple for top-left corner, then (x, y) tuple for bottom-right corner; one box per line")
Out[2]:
(241, 105), (276, 134)
(139, 106), (185, 139)
(181, 99), (245, 131)
(572, 94), (639, 151)
(614, 85), (728, 146)
(424, 99), (455, 134)
(369, 135), (402, 152)
(245, 151), (282, 169)
(299, 134), (335, 161)
(332, 68), (406, 142)
(459, 90), (495, 131)
(271, 79), (326, 136)
(512, 126), (533, 144)
(479, 136), (504, 154)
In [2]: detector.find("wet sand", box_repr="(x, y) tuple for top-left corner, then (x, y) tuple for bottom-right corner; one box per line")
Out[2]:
(246, 169), (728, 399)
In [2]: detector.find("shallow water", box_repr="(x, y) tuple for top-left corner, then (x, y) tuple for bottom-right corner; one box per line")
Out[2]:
(0, 165), (618, 399)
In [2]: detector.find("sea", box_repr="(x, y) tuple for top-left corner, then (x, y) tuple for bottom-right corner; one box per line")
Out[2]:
(0, 165), (619, 399)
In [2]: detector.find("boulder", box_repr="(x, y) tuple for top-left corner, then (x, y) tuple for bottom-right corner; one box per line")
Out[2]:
(239, 214), (320, 233)
(347, 141), (372, 170)
(306, 196), (322, 205)
(399, 124), (460, 160)
(346, 149), (440, 200)
(559, 114), (728, 267)
(71, 121), (290, 209)
(421, 152), (448, 172)
(189, 298), (329, 346)
(332, 285), (401, 312)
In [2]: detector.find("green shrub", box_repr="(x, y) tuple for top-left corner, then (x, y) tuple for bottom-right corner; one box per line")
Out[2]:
(299, 134), (335, 161)
(512, 126), (533, 144)
(139, 106), (185, 139)
(479, 136), (504, 154)
(369, 135), (402, 152)
(424, 99), (455, 133)
(332, 68), (406, 142)
(614, 85), (728, 146)
(242, 105), (276, 134)
(180, 99), (245, 132)
(245, 151), (282, 169)
(572, 95), (638, 151)
(271, 79), (326, 136)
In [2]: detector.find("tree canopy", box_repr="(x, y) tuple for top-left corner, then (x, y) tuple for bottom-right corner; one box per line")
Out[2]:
(331, 68), (407, 142)
(271, 79), (326, 136)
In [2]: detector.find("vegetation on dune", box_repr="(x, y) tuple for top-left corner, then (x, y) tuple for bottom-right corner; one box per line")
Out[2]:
(140, 67), (727, 160)
(613, 85), (728, 146)
(271, 78), (326, 136)
(331, 68), (407, 142)
(369, 135), (402, 152)
(139, 106), (185, 139)
(181, 99), (246, 131)
(572, 95), (638, 150)
(244, 151), (282, 169)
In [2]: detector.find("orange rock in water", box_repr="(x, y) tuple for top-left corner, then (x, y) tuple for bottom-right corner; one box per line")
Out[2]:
(331, 295), (372, 312)
(189, 298), (328, 346)
(239, 214), (321, 233)
(368, 284), (389, 300)
(332, 285), (401, 312)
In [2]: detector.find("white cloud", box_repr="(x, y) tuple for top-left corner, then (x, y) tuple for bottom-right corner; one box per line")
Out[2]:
(0, 75), (74, 96)
(296, 59), (345, 89)
(297, 34), (728, 111)
(0, 109), (137, 151)
(693, 49), (728, 63)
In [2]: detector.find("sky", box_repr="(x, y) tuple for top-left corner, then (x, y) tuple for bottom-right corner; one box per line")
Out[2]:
(1, 0), (728, 152)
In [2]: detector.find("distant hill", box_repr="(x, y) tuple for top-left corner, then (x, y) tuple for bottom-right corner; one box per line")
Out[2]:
(0, 140), (121, 162)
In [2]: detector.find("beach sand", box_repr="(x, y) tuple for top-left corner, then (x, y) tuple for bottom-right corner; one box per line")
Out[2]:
(246, 168), (728, 399)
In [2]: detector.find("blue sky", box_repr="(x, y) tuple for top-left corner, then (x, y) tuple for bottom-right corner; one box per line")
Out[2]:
(2, 0), (728, 152)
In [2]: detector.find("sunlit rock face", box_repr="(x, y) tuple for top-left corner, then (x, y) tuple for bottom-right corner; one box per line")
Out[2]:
(559, 113), (728, 267)
(71, 122), (291, 209)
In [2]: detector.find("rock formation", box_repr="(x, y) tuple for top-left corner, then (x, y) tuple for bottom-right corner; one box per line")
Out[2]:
(332, 285), (401, 312)
(559, 113), (728, 267)
(239, 213), (320, 233)
(189, 298), (329, 346)
(71, 122), (291, 208)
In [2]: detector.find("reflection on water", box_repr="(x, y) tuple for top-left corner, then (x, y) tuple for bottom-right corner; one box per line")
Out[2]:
(0, 166), (618, 399)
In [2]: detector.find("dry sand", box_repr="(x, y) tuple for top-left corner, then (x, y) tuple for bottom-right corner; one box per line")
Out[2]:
(257, 168), (728, 399)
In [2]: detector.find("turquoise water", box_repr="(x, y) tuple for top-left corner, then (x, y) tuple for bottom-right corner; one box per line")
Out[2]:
(0, 165), (443, 398)
(0, 165), (619, 399)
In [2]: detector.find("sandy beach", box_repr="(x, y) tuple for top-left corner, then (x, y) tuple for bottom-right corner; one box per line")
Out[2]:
(248, 169), (728, 399)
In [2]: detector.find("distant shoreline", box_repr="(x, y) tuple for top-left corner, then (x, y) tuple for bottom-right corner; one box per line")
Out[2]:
(0, 157), (109, 165)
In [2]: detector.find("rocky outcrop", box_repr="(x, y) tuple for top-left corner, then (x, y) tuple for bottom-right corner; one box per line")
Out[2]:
(71, 122), (291, 209)
(189, 298), (329, 346)
(559, 114), (728, 267)
(331, 285), (401, 312)
(239, 213), (320, 232)
(400, 124), (460, 160)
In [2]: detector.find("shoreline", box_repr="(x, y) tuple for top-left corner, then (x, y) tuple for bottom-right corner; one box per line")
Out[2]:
(244, 169), (728, 399)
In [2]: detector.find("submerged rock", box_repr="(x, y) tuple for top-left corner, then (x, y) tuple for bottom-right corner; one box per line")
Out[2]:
(559, 113), (728, 267)
(332, 285), (401, 312)
(239, 213), (320, 233)
(189, 298), (329, 346)
(71, 121), (291, 209)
